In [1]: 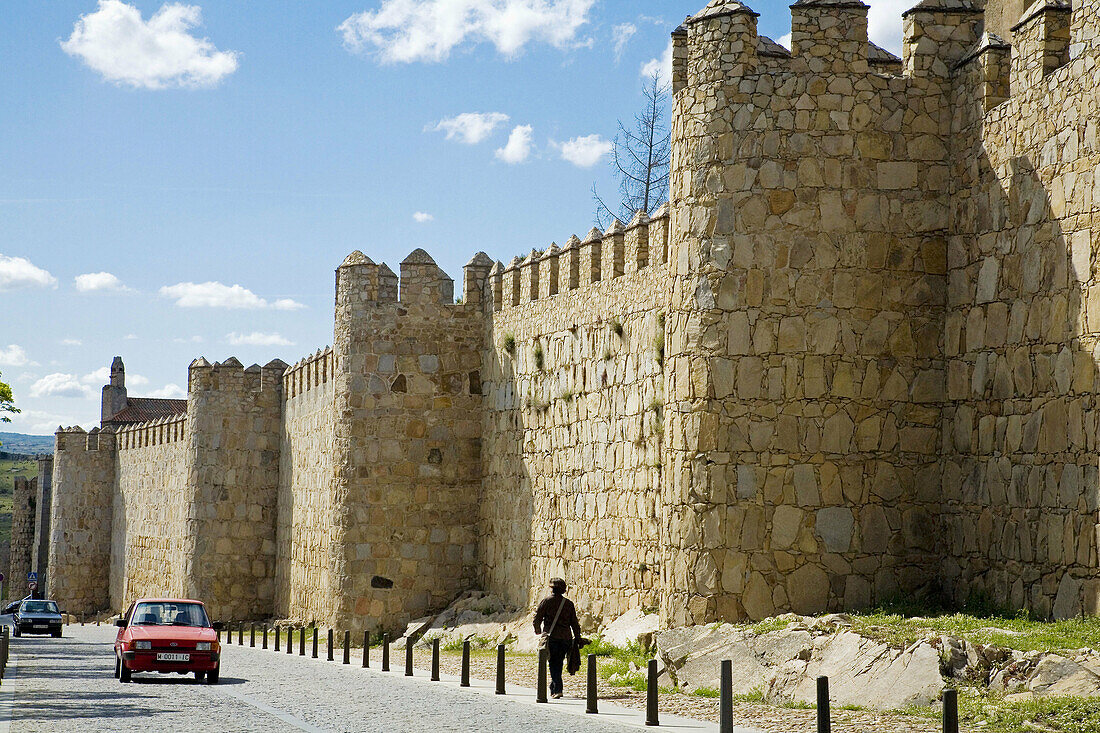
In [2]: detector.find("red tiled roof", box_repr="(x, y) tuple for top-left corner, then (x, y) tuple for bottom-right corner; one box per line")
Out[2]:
(108, 398), (187, 425)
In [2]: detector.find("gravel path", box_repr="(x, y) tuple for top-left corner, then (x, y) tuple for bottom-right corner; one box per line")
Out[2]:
(2, 624), (725, 733)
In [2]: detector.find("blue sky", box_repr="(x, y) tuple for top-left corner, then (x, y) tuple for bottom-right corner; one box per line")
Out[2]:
(0, 0), (908, 435)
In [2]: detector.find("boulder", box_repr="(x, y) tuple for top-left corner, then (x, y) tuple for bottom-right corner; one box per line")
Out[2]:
(657, 617), (944, 710)
(600, 609), (660, 650)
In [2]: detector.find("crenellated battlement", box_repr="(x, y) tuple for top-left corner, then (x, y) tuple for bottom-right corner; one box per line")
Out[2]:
(54, 424), (117, 452)
(118, 415), (187, 451)
(487, 205), (670, 313)
(284, 347), (335, 399)
(187, 356), (286, 395)
(334, 248), (493, 310)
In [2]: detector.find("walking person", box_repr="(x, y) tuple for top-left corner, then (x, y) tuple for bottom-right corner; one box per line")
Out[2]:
(533, 577), (582, 699)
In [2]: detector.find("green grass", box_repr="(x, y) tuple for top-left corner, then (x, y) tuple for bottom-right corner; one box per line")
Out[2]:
(846, 598), (1100, 653)
(583, 637), (657, 692)
(736, 597), (1100, 655)
(692, 686), (720, 698)
(897, 689), (1100, 733)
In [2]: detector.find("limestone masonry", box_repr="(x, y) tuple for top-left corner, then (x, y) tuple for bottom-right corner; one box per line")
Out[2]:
(42, 0), (1100, 630)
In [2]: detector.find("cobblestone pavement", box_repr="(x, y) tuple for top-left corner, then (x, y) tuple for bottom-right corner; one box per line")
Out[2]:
(2, 625), (727, 733)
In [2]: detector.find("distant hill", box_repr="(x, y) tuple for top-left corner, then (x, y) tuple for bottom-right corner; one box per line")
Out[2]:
(0, 433), (54, 455)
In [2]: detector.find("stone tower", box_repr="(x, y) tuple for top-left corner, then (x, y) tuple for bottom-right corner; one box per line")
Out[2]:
(101, 356), (127, 424)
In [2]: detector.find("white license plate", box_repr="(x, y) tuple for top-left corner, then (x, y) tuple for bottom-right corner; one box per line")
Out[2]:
(156, 653), (190, 662)
(33, 625), (47, 629)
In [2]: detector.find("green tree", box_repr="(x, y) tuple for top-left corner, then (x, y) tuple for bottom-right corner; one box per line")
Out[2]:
(0, 369), (18, 447)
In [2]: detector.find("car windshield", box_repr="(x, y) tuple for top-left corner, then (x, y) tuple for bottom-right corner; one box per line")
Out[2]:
(130, 602), (210, 627)
(21, 601), (59, 614)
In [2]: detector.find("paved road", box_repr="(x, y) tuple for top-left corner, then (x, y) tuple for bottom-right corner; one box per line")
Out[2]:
(2, 623), (721, 733)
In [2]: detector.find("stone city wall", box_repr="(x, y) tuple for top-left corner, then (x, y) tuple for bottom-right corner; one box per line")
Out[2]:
(48, 427), (116, 614)
(327, 250), (485, 633)
(31, 457), (53, 583)
(276, 347), (337, 623)
(479, 212), (671, 620)
(940, 0), (1100, 618)
(184, 358), (286, 621)
(10, 476), (37, 587)
(660, 0), (975, 625)
(110, 416), (189, 611)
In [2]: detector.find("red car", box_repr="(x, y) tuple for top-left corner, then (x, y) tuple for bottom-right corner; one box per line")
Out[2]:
(114, 598), (223, 684)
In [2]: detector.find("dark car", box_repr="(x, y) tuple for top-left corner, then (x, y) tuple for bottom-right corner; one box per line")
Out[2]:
(13, 599), (63, 637)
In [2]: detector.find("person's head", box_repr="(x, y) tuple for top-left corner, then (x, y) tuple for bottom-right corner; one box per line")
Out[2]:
(549, 577), (567, 595)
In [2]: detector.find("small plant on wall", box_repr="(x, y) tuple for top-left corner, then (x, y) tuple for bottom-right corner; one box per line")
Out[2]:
(611, 318), (624, 338)
(533, 342), (545, 371)
(503, 334), (516, 355)
(655, 312), (666, 369)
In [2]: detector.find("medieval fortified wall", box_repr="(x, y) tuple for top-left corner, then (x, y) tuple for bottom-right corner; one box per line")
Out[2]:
(42, 0), (1100, 632)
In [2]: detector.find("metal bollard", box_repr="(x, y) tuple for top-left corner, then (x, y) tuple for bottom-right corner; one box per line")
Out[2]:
(343, 630), (350, 665)
(720, 660), (733, 733)
(943, 689), (959, 733)
(328, 629), (334, 662)
(817, 676), (831, 733)
(250, 624), (256, 648)
(237, 623), (243, 646)
(495, 644), (506, 695)
(362, 630), (370, 668)
(586, 653), (598, 714)
(460, 639), (470, 687)
(287, 627), (293, 655)
(382, 633), (390, 672)
(312, 627), (318, 659)
(536, 648), (548, 703)
(299, 627), (305, 656)
(405, 638), (414, 676)
(645, 659), (659, 726)
(274, 624), (281, 652)
(262, 625), (268, 650)
(217, 626), (221, 643)
(431, 637), (440, 681)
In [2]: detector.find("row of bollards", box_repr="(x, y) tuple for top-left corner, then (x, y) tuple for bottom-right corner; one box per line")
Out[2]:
(0, 627), (8, 684)
(224, 621), (962, 732)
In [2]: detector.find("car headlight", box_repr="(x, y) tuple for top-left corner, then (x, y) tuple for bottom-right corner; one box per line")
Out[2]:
(134, 641), (152, 650)
(195, 642), (211, 651)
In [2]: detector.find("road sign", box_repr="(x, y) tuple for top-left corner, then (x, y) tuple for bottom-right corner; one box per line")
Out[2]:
(27, 572), (37, 583)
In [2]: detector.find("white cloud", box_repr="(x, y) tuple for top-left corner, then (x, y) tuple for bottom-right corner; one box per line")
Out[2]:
(159, 282), (305, 310)
(0, 254), (57, 291)
(430, 112), (510, 144)
(339, 0), (595, 63)
(75, 271), (129, 293)
(640, 40), (672, 82)
(60, 339), (83, 347)
(60, 0), (239, 90)
(124, 333), (139, 340)
(495, 125), (534, 164)
(29, 373), (94, 399)
(867, 0), (907, 56)
(147, 383), (186, 399)
(226, 331), (294, 347)
(778, 33), (792, 51)
(413, 211), (435, 223)
(0, 345), (29, 367)
(612, 23), (636, 60)
(555, 134), (612, 168)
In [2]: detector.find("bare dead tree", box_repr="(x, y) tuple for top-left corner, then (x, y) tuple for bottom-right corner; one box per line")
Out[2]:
(593, 71), (672, 228)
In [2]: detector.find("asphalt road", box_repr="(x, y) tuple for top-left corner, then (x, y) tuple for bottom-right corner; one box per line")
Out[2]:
(1, 621), (720, 733)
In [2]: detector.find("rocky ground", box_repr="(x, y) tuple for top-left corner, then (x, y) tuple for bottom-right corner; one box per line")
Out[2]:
(409, 647), (952, 733)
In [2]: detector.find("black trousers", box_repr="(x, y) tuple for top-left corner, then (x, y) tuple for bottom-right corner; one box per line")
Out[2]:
(547, 638), (571, 695)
